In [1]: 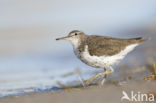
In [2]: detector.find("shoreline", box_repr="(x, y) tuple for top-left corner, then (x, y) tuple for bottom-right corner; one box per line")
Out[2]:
(0, 81), (156, 103)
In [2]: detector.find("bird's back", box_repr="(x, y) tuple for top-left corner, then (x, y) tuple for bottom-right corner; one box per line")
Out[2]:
(86, 35), (148, 56)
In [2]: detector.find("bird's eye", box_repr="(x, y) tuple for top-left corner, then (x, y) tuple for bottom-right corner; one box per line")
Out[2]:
(75, 33), (77, 36)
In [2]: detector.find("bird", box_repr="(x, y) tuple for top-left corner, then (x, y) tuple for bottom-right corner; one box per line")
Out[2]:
(56, 30), (149, 85)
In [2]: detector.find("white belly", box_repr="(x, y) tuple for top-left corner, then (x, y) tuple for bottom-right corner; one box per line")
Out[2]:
(74, 44), (138, 68)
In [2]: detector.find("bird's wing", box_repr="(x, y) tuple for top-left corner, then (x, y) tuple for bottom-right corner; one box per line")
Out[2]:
(86, 35), (134, 56)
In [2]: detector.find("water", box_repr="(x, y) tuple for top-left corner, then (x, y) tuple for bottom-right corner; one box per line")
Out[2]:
(0, 54), (99, 97)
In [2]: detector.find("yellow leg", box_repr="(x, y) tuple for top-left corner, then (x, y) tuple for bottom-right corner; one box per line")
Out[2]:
(109, 66), (114, 74)
(101, 66), (114, 85)
(84, 67), (115, 85)
(84, 72), (105, 84)
(101, 68), (107, 85)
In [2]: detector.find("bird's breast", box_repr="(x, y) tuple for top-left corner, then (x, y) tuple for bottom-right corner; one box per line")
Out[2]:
(73, 45), (113, 68)
(73, 44), (138, 68)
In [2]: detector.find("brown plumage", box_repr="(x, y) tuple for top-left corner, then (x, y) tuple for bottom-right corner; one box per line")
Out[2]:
(56, 30), (149, 57)
(79, 35), (149, 56)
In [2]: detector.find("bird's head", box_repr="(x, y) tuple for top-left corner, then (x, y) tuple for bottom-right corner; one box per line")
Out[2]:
(56, 30), (85, 41)
(56, 30), (86, 47)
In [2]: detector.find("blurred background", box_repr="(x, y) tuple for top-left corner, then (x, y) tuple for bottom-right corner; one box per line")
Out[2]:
(0, 0), (156, 97)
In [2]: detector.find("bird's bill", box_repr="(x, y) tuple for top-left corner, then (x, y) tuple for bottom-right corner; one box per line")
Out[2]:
(56, 36), (71, 40)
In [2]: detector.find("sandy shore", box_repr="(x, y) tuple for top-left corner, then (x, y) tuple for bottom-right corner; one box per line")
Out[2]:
(1, 60), (156, 103)
(0, 81), (156, 103)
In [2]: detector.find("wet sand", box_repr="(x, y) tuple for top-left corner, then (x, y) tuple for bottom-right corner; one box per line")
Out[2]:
(0, 81), (156, 103)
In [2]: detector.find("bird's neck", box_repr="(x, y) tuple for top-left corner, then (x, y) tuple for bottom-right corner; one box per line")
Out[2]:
(70, 35), (87, 50)
(70, 38), (81, 49)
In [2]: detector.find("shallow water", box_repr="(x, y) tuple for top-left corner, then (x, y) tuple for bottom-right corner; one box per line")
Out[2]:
(0, 54), (104, 97)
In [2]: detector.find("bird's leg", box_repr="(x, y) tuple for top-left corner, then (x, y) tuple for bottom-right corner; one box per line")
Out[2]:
(84, 72), (106, 85)
(108, 66), (114, 74)
(84, 67), (115, 85)
(101, 66), (114, 85)
(101, 68), (107, 85)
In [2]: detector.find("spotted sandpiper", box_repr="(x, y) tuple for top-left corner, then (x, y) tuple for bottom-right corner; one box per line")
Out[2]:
(56, 30), (149, 85)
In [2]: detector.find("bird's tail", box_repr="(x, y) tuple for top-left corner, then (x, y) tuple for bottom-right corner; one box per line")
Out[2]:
(129, 37), (150, 44)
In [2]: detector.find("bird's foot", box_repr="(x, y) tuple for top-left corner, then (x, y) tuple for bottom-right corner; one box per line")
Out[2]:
(83, 67), (114, 85)
(83, 72), (105, 85)
(100, 78), (106, 85)
(144, 62), (156, 81)
(100, 71), (113, 85)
